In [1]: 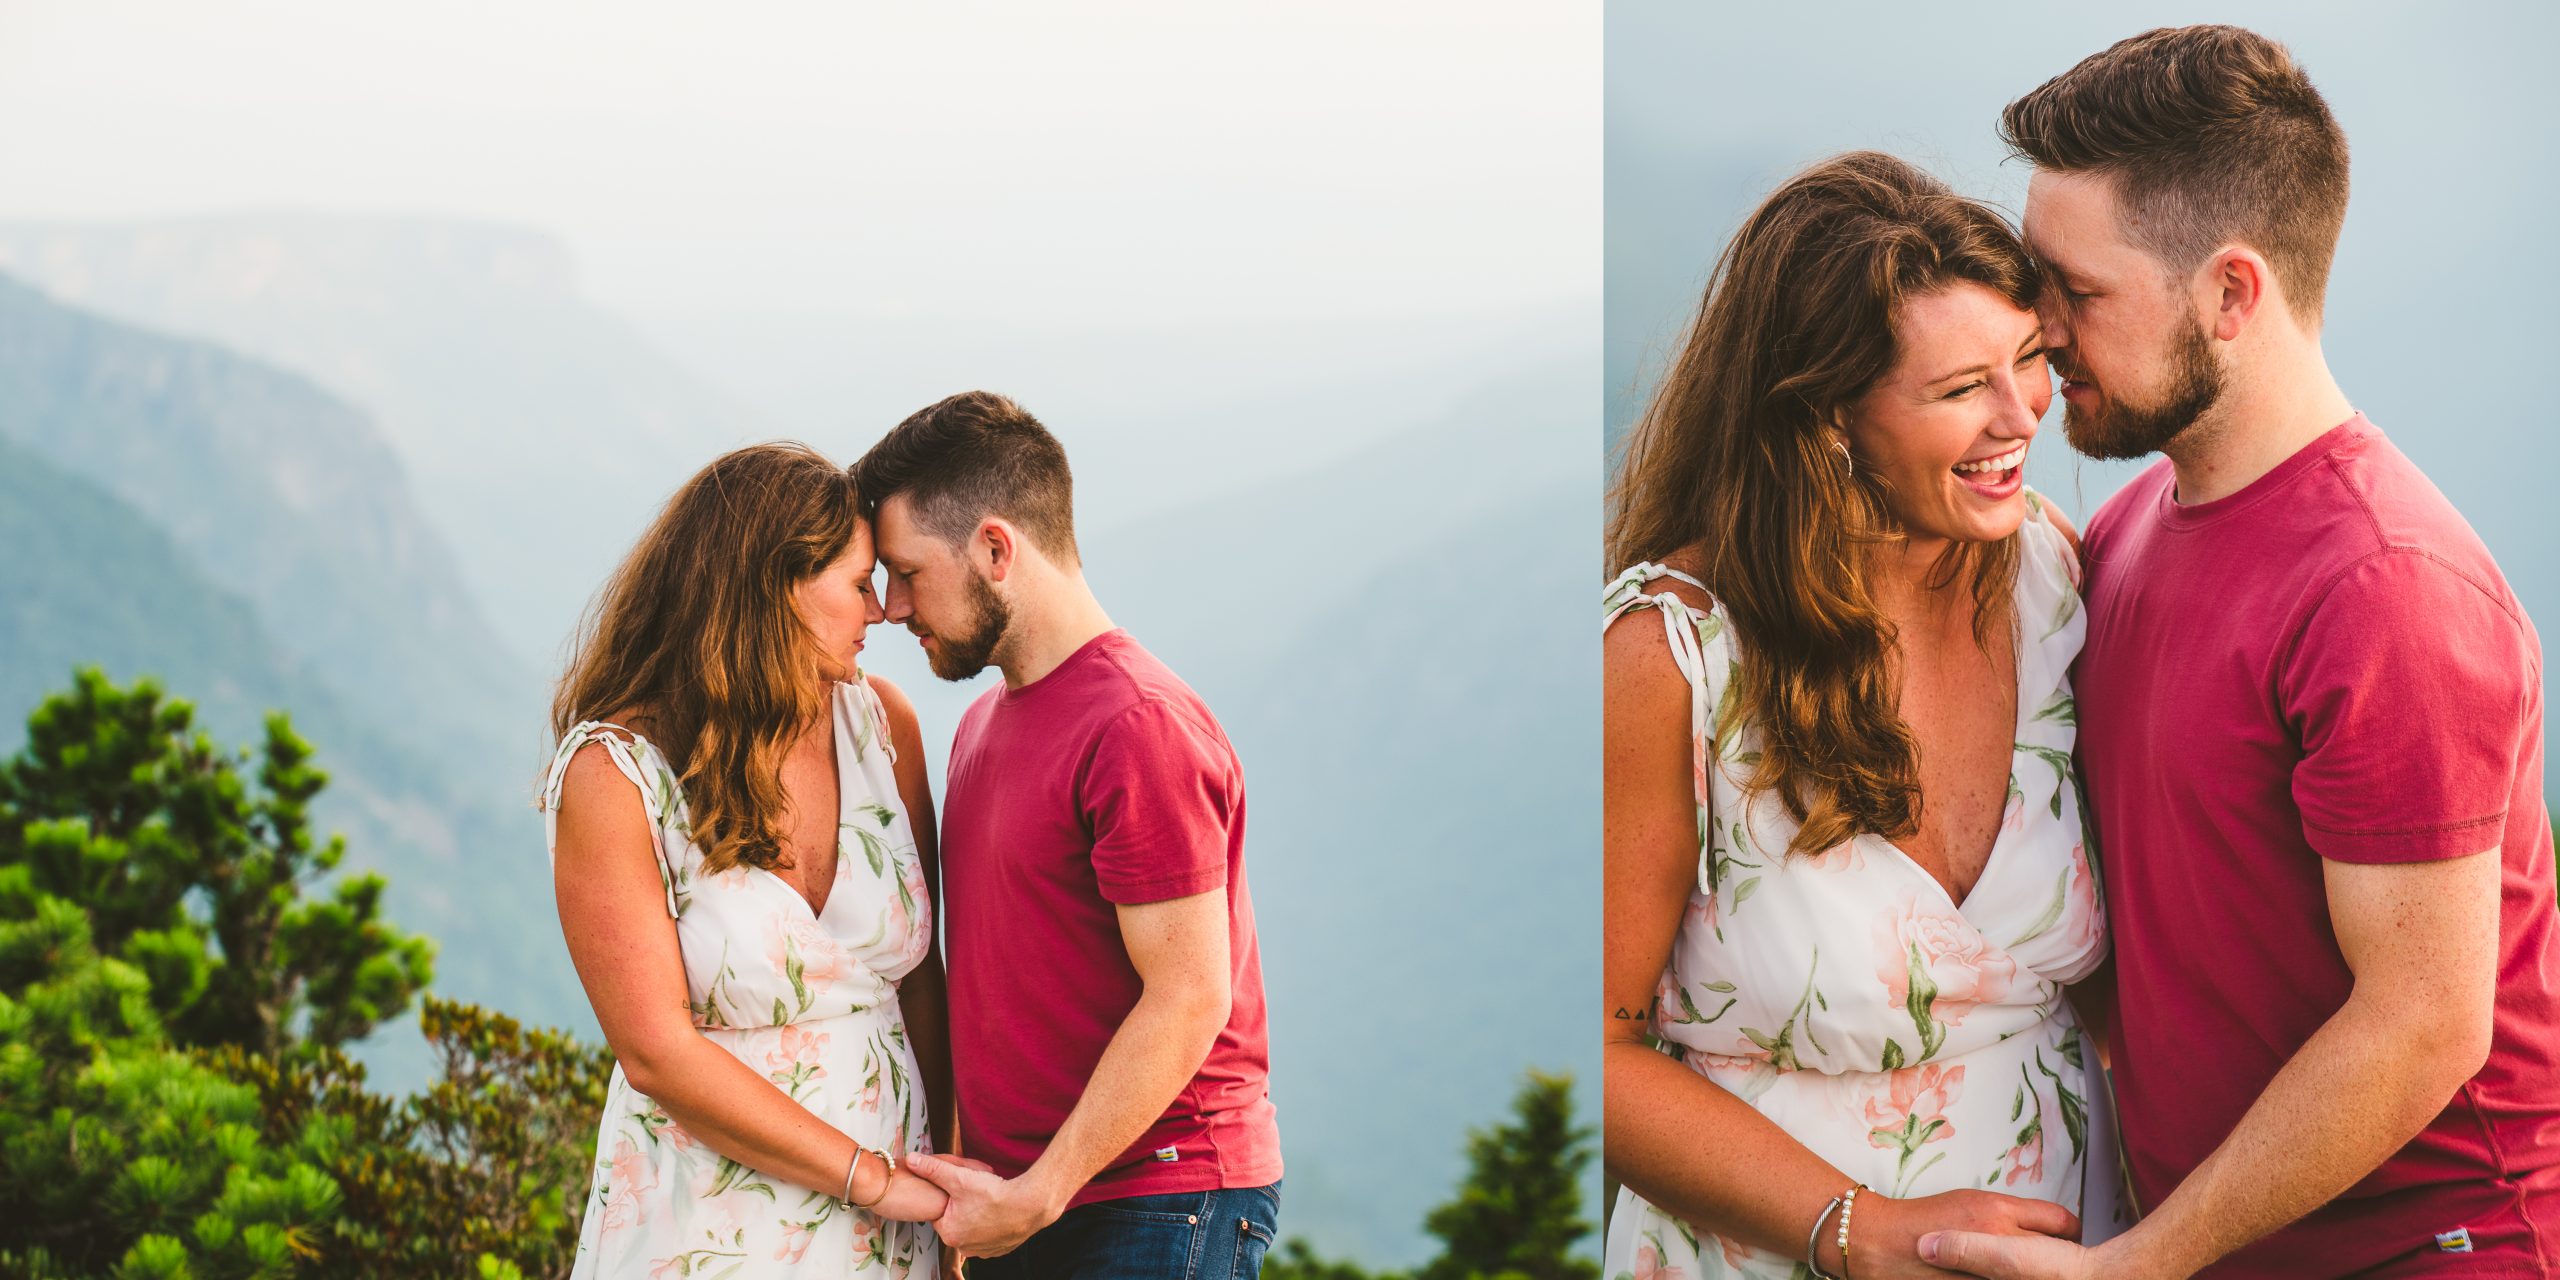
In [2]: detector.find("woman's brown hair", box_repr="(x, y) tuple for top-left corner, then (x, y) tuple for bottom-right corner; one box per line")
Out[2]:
(551, 442), (860, 875)
(1606, 150), (2040, 857)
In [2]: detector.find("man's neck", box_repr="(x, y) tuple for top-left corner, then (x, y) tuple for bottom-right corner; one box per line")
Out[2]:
(995, 572), (1117, 690)
(2163, 336), (2356, 506)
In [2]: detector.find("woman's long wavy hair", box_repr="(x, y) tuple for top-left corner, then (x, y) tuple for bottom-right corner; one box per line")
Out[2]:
(551, 442), (860, 876)
(1606, 151), (2041, 858)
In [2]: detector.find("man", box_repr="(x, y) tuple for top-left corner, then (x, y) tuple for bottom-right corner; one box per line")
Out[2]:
(851, 391), (1283, 1278)
(1925, 25), (2558, 1279)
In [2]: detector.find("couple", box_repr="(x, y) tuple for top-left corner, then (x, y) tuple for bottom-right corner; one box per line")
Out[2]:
(1603, 24), (2554, 1280)
(538, 392), (1282, 1278)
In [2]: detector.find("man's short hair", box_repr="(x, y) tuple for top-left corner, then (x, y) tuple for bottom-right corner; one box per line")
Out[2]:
(2002, 24), (2350, 320)
(852, 391), (1078, 563)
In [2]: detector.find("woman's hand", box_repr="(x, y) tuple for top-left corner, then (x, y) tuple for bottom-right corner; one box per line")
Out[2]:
(867, 1168), (952, 1223)
(1837, 1190), (2081, 1279)
(865, 1152), (995, 1226)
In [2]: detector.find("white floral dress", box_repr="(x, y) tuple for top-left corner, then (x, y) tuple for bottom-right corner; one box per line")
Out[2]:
(1603, 496), (2123, 1280)
(540, 677), (939, 1278)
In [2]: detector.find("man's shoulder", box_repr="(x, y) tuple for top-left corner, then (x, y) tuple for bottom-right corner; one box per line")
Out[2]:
(2282, 429), (2536, 664)
(1091, 634), (1221, 721)
(2260, 426), (2522, 634)
(1082, 640), (1238, 771)
(2322, 427), (2500, 567)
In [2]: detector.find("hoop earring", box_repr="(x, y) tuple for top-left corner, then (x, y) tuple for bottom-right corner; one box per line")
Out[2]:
(1830, 436), (1855, 479)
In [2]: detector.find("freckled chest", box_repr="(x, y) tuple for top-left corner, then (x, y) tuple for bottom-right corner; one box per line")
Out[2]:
(770, 734), (842, 914)
(1892, 613), (2018, 903)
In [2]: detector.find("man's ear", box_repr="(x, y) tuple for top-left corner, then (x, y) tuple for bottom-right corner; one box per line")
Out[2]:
(2202, 245), (2271, 343)
(978, 517), (1020, 582)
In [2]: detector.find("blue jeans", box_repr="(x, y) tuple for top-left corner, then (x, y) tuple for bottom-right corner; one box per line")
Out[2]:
(967, 1181), (1281, 1280)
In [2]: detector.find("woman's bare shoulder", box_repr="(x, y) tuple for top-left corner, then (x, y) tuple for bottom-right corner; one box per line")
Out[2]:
(862, 674), (918, 730)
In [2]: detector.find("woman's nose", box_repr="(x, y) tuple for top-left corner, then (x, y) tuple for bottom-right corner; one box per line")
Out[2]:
(1994, 371), (2046, 437)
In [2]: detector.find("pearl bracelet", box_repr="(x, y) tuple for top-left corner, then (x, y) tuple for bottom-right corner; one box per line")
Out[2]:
(1837, 1185), (1865, 1279)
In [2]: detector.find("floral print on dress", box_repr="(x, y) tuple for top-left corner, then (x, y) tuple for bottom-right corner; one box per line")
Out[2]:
(1601, 496), (2118, 1280)
(1875, 893), (2019, 1062)
(1862, 1062), (1965, 1196)
(539, 676), (938, 1278)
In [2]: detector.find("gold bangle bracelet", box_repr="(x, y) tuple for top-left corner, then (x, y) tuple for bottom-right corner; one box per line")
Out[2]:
(847, 1144), (894, 1209)
(849, 1152), (880, 1208)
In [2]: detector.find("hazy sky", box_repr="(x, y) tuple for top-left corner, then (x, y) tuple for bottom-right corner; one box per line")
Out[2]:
(0, 2), (1595, 330)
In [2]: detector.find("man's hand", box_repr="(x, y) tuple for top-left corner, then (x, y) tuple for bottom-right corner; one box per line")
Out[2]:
(1843, 1191), (2079, 1279)
(915, 1154), (997, 1278)
(1921, 1230), (2104, 1280)
(908, 1151), (1066, 1259)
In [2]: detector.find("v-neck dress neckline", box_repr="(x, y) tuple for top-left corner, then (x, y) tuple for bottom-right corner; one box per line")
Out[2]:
(1867, 608), (2030, 917)
(754, 684), (861, 923)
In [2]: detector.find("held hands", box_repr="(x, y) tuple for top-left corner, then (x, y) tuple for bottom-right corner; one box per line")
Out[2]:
(868, 1167), (954, 1223)
(846, 1146), (964, 1223)
(1919, 1227), (2108, 1280)
(905, 1151), (1062, 1260)
(1841, 1190), (2082, 1280)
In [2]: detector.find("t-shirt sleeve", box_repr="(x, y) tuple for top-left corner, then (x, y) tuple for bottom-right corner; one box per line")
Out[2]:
(1084, 698), (1240, 904)
(2281, 550), (2536, 864)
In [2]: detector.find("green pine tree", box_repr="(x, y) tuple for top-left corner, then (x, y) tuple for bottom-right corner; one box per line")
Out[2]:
(1411, 1071), (1600, 1280)
(1264, 1071), (1599, 1280)
(0, 668), (434, 1057)
(0, 842), (351, 1275)
(0, 669), (609, 1278)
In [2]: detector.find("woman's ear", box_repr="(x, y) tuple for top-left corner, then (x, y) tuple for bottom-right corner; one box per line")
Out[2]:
(1819, 409), (1857, 481)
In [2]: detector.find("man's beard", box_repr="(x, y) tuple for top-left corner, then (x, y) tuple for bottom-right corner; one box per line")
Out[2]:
(921, 570), (1010, 682)
(2061, 318), (2224, 461)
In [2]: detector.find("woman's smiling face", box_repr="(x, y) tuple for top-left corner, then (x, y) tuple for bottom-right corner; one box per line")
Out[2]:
(1843, 280), (2053, 548)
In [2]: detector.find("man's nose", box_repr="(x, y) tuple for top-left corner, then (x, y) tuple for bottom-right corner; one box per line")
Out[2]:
(2035, 293), (2074, 350)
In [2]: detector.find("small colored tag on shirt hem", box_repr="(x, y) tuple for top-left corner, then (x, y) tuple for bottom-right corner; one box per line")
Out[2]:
(2435, 1227), (2475, 1253)
(1153, 1146), (1180, 1162)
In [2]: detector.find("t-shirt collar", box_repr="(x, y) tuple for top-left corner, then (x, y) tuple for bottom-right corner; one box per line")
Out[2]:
(998, 627), (1129, 702)
(2157, 412), (2372, 530)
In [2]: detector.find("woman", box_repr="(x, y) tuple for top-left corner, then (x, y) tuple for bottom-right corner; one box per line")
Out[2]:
(541, 442), (952, 1277)
(1601, 151), (2118, 1279)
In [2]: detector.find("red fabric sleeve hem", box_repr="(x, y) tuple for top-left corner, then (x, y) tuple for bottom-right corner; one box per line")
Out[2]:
(1097, 868), (1226, 905)
(2307, 810), (2508, 865)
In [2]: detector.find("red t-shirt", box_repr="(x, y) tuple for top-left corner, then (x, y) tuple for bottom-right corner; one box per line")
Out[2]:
(941, 628), (1281, 1207)
(2077, 415), (2559, 1275)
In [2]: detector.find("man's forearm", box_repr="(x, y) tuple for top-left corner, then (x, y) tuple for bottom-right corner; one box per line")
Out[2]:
(1018, 983), (1229, 1210)
(2107, 992), (2482, 1276)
